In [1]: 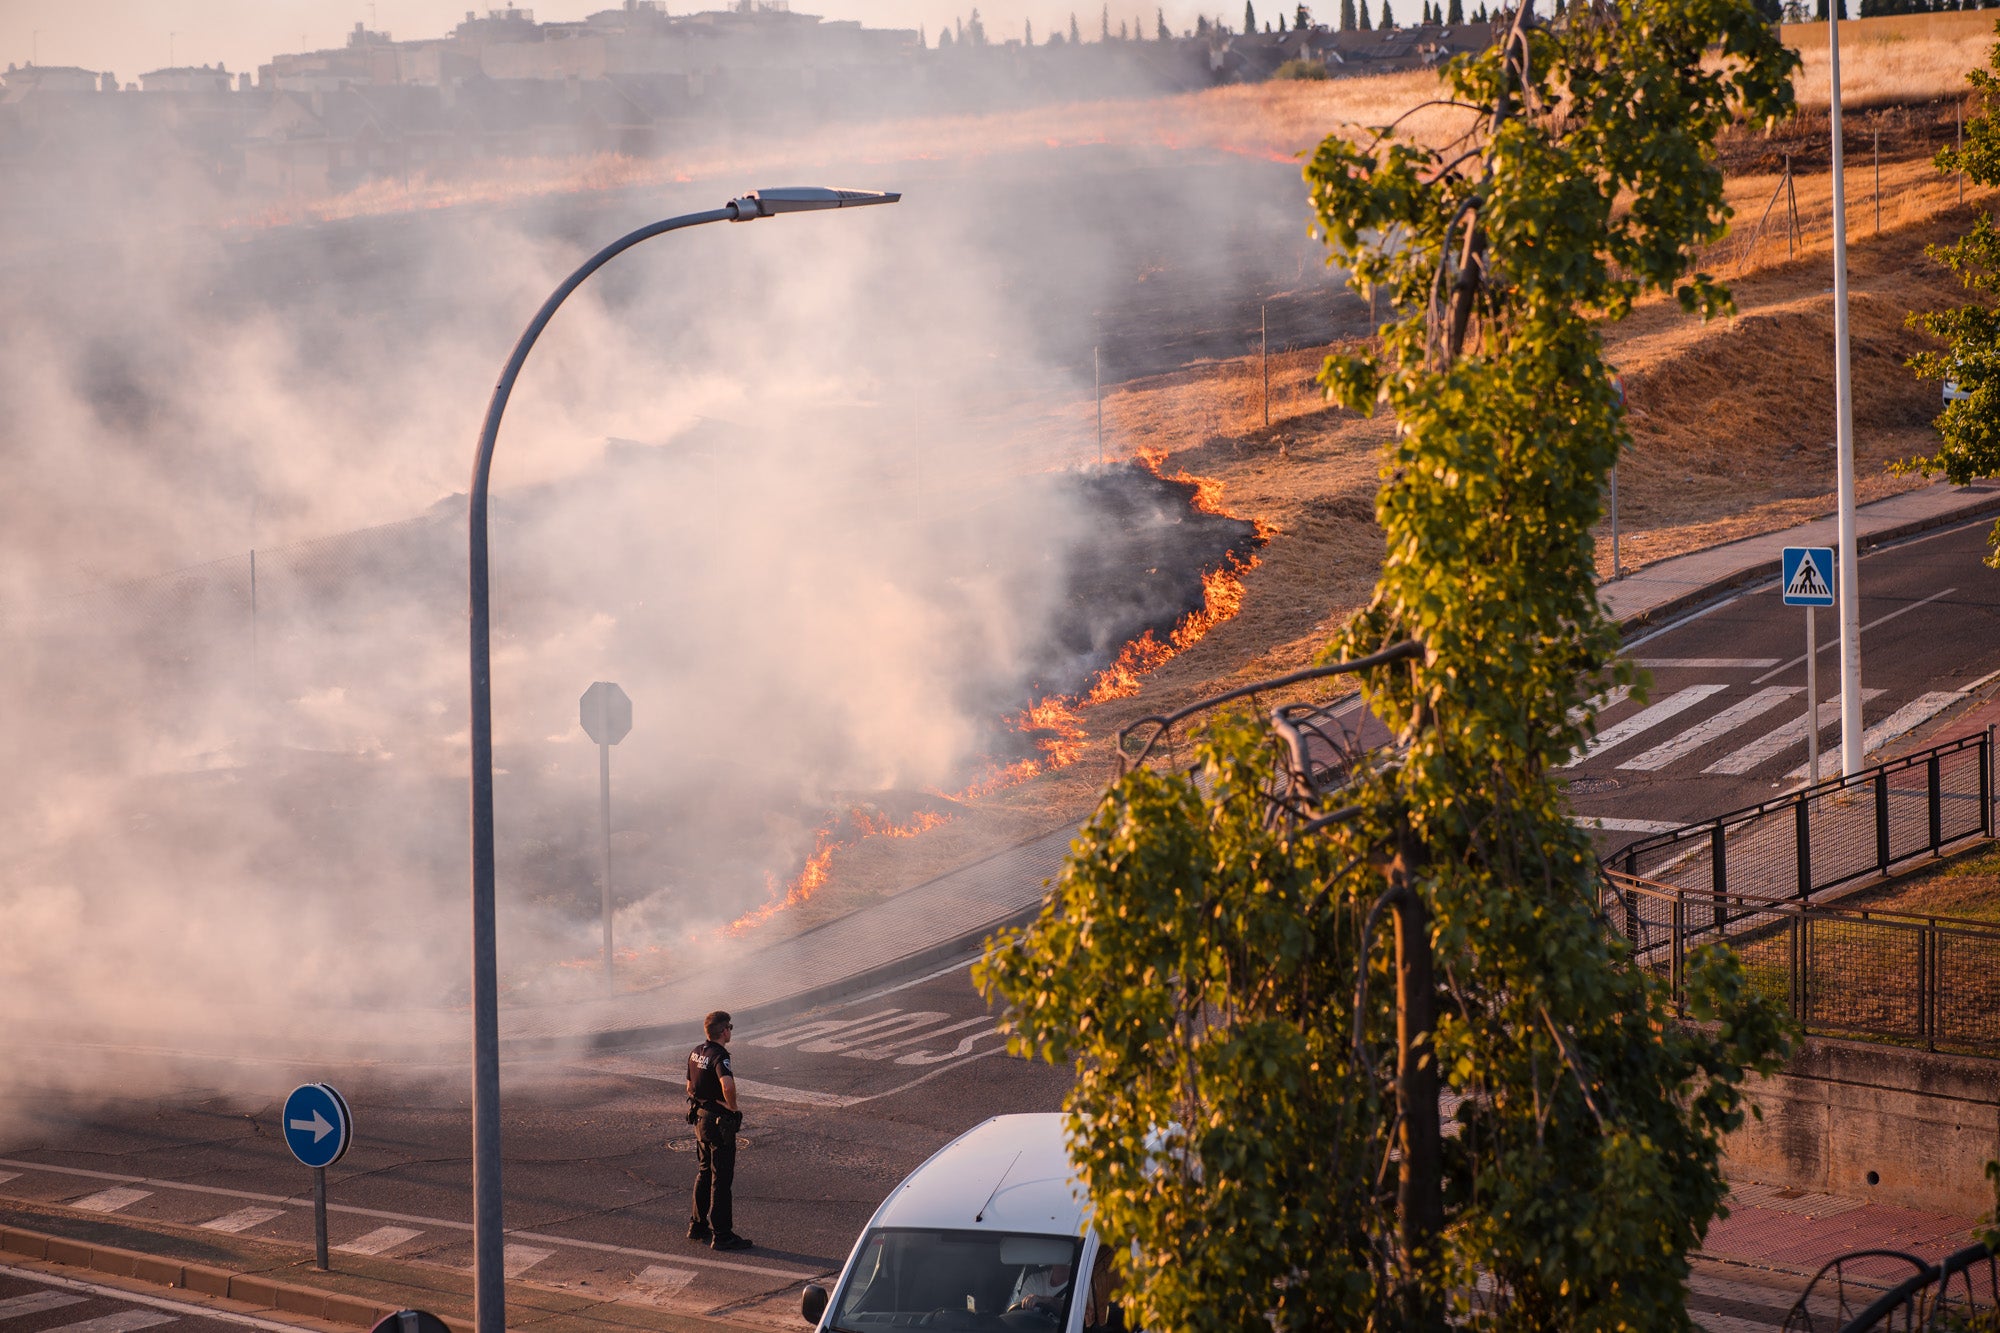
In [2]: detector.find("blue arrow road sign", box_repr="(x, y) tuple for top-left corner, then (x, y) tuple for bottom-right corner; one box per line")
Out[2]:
(283, 1083), (353, 1169)
(1781, 547), (1836, 607)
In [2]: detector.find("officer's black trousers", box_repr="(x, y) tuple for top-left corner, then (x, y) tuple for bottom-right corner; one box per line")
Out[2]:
(691, 1119), (736, 1237)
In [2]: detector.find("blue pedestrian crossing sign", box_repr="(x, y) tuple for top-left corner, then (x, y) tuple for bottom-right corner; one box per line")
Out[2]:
(1781, 547), (1836, 607)
(283, 1083), (353, 1170)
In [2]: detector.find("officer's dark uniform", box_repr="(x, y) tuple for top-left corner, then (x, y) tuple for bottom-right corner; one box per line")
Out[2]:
(685, 1034), (742, 1244)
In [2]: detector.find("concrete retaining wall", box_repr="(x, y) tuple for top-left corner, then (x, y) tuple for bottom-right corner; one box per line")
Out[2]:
(1725, 1037), (2000, 1216)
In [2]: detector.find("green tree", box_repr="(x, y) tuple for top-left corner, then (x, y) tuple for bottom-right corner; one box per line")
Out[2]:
(1246, 0), (1259, 32)
(1447, 0), (1463, 22)
(1157, 7), (1172, 36)
(1906, 21), (2000, 563)
(980, 2), (1797, 1329)
(1360, 0), (1374, 28)
(1072, 10), (1083, 40)
(1342, 0), (1358, 26)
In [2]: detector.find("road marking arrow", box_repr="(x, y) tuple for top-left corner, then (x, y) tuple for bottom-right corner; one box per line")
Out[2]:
(289, 1109), (332, 1142)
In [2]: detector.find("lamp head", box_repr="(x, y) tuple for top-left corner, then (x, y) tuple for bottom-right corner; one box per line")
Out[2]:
(727, 186), (902, 220)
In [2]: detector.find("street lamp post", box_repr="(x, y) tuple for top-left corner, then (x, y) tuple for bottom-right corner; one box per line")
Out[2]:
(465, 186), (899, 1333)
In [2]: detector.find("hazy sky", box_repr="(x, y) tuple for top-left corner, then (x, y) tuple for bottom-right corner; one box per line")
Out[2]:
(3, 0), (1232, 85)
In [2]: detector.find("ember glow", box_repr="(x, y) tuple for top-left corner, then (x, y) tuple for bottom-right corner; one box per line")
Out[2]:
(721, 806), (955, 937)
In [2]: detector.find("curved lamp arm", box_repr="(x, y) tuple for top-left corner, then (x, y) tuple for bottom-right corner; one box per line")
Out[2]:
(464, 185), (898, 1333)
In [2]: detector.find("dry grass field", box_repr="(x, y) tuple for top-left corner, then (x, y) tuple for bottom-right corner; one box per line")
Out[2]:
(694, 15), (2000, 962)
(314, 14), (1990, 979)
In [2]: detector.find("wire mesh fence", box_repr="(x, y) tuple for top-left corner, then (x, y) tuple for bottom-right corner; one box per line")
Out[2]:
(1607, 733), (1993, 903)
(1600, 870), (2000, 1058)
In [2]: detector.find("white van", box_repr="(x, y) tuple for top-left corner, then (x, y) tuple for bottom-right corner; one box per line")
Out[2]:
(801, 1113), (1125, 1333)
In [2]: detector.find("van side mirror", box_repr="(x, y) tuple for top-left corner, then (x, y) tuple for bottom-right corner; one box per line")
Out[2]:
(800, 1283), (829, 1325)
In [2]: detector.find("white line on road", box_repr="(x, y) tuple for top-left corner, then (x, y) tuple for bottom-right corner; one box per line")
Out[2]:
(1632, 658), (1780, 669)
(1782, 691), (1966, 781)
(333, 1225), (423, 1256)
(730, 1079), (864, 1109)
(1752, 588), (1959, 684)
(0, 1293), (88, 1319)
(1703, 690), (1885, 776)
(1564, 685), (1729, 767)
(0, 1173), (18, 1187)
(1572, 817), (1684, 834)
(70, 1188), (151, 1214)
(197, 1207), (284, 1234)
(0, 1158), (826, 1282)
(504, 1244), (555, 1278)
(40, 1314), (177, 1333)
(1618, 688), (1802, 772)
(624, 1265), (698, 1303)
(0, 1263), (323, 1333)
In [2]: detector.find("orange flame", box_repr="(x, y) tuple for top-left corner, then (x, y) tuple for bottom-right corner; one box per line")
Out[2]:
(722, 807), (955, 936)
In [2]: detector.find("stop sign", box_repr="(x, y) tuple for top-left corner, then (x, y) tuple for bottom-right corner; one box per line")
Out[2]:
(579, 681), (632, 746)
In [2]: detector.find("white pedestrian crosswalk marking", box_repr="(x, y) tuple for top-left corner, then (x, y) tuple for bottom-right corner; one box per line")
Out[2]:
(1632, 658), (1780, 670)
(199, 1206), (285, 1233)
(1783, 691), (1964, 781)
(1572, 816), (1682, 834)
(1703, 690), (1886, 776)
(69, 1187), (151, 1214)
(334, 1225), (424, 1256)
(504, 1244), (555, 1277)
(0, 1293), (89, 1319)
(625, 1265), (698, 1303)
(41, 1314), (177, 1333)
(1619, 688), (1801, 773)
(1564, 685), (1728, 767)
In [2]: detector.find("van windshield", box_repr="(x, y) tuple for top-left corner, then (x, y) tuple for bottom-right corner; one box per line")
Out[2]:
(829, 1228), (1082, 1332)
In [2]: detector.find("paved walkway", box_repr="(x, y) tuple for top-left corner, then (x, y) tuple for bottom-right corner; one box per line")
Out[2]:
(1692, 1182), (1991, 1330)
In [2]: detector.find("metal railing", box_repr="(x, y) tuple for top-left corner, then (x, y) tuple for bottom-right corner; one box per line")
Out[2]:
(1600, 871), (2000, 1058)
(1607, 732), (1993, 903)
(1776, 1239), (2000, 1331)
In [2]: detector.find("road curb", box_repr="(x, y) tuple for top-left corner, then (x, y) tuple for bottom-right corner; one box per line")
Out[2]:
(0, 1224), (449, 1332)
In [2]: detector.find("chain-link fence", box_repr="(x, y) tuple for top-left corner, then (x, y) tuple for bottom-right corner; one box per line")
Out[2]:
(1600, 870), (2000, 1058)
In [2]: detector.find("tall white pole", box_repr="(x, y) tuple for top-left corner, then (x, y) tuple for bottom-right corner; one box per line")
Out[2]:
(1829, 9), (1864, 776)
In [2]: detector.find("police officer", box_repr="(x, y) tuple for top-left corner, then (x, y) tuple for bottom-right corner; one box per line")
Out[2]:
(685, 1010), (751, 1250)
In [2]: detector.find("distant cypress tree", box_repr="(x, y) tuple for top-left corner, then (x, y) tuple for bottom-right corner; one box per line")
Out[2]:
(1381, 0), (1394, 25)
(1025, 17), (1033, 42)
(1340, 0), (1356, 25)
(1245, 0), (1257, 31)
(1071, 11), (1082, 40)
(1447, 0), (1462, 20)
(1102, 2), (1111, 37)
(1358, 0), (1372, 28)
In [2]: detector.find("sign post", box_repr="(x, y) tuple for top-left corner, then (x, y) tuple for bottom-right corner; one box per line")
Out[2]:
(579, 682), (633, 993)
(1782, 547), (1837, 786)
(282, 1083), (353, 1271)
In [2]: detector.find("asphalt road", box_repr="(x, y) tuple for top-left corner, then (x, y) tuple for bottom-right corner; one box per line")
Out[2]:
(0, 959), (1066, 1330)
(1571, 516), (2000, 835)
(1, 520), (1994, 1329)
